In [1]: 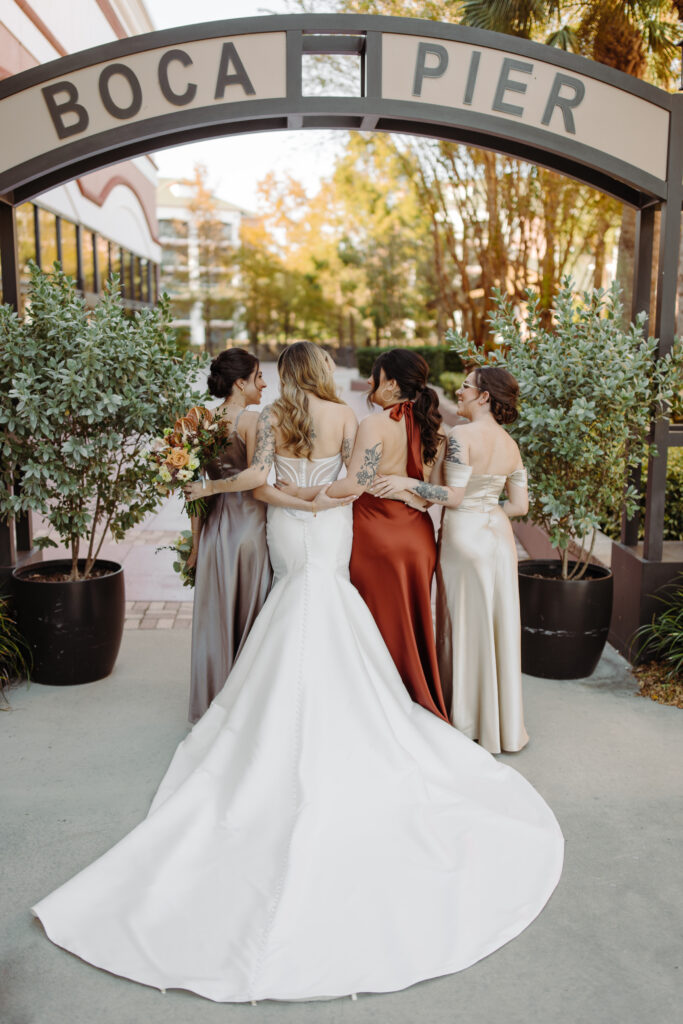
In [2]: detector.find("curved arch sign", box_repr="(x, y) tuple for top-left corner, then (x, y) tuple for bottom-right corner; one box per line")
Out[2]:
(0, 13), (680, 207)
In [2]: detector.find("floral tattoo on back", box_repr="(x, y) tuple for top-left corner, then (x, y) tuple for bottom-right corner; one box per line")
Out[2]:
(356, 442), (382, 486)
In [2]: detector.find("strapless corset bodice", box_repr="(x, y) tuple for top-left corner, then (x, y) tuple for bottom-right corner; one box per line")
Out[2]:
(444, 465), (527, 513)
(274, 453), (343, 487)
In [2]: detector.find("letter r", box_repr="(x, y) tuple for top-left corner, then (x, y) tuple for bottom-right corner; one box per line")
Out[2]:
(41, 81), (89, 140)
(412, 42), (448, 97)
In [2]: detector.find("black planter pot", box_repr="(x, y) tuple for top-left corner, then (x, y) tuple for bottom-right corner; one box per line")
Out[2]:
(518, 560), (614, 680)
(12, 559), (125, 685)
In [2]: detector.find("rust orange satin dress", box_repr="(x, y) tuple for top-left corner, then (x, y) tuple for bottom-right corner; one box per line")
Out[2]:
(349, 401), (448, 722)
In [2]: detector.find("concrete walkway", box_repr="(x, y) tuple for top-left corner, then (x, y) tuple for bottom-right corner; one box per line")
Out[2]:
(2, 363), (681, 1022)
(2, 639), (681, 1024)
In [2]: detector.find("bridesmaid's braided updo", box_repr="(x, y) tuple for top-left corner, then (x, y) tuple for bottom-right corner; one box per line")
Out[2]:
(474, 367), (519, 425)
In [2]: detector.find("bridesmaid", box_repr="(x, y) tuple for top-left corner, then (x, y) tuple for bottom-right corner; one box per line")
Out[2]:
(326, 349), (449, 722)
(373, 366), (529, 753)
(187, 349), (273, 723)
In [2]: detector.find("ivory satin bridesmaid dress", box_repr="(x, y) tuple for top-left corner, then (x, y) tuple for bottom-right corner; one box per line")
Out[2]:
(436, 464), (529, 753)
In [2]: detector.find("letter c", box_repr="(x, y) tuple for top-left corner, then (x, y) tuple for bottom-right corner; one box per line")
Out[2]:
(158, 49), (197, 106)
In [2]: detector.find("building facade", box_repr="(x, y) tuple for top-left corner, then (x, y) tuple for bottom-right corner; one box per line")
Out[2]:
(157, 176), (254, 351)
(0, 0), (159, 309)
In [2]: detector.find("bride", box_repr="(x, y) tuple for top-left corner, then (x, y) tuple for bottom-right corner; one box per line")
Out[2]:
(32, 342), (564, 1003)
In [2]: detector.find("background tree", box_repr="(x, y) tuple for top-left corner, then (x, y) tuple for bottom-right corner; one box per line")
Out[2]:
(187, 164), (239, 355)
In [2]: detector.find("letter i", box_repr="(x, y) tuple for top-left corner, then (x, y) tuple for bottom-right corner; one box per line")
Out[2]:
(463, 52), (481, 106)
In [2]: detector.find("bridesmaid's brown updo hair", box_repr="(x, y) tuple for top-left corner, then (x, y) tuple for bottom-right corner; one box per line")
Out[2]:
(207, 348), (259, 398)
(369, 349), (442, 464)
(474, 366), (519, 425)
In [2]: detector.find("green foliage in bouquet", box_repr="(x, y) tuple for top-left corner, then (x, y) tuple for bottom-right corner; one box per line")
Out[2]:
(156, 530), (196, 588)
(0, 262), (207, 580)
(447, 279), (683, 580)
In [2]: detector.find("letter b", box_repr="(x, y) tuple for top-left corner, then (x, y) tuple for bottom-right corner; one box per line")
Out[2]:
(41, 81), (89, 140)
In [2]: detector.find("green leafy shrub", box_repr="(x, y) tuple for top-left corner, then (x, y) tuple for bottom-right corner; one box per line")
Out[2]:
(355, 345), (463, 382)
(635, 574), (683, 680)
(439, 371), (466, 400)
(0, 262), (207, 580)
(0, 597), (31, 699)
(447, 279), (683, 579)
(602, 448), (683, 542)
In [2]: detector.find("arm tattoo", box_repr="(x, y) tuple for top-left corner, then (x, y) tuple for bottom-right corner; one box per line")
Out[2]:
(413, 482), (449, 503)
(355, 442), (382, 486)
(446, 434), (465, 465)
(252, 406), (275, 471)
(341, 436), (352, 466)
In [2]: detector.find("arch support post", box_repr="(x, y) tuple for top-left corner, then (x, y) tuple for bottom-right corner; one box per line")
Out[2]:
(643, 98), (683, 560)
(621, 204), (655, 546)
(610, 97), (683, 663)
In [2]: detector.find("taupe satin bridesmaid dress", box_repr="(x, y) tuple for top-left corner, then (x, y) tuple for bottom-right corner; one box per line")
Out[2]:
(189, 414), (272, 723)
(436, 464), (529, 754)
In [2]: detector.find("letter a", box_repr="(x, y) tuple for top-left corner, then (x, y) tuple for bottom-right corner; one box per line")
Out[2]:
(214, 42), (256, 99)
(41, 81), (89, 140)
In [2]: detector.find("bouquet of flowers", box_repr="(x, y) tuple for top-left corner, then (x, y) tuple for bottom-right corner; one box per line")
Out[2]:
(149, 406), (227, 517)
(156, 530), (196, 588)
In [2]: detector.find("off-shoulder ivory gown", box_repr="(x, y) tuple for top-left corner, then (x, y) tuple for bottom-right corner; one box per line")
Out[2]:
(437, 464), (529, 754)
(33, 455), (562, 1003)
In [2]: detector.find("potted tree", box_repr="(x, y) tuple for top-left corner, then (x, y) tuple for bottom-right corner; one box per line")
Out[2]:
(0, 262), (203, 685)
(448, 280), (683, 679)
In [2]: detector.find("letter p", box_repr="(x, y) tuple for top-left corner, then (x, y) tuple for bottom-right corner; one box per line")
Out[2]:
(412, 42), (448, 97)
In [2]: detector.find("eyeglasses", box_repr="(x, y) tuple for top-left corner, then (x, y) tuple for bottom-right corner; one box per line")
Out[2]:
(460, 381), (479, 391)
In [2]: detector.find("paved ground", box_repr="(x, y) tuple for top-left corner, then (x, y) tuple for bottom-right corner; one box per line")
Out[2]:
(3, 363), (680, 1022)
(2, 637), (681, 1024)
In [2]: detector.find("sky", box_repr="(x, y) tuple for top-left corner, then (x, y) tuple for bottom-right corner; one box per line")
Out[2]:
(145, 0), (343, 212)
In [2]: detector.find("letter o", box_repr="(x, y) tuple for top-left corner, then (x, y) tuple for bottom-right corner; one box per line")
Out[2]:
(99, 63), (143, 119)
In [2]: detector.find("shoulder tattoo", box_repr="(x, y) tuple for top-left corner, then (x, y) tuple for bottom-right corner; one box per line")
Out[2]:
(446, 434), (465, 465)
(252, 406), (275, 470)
(355, 442), (382, 486)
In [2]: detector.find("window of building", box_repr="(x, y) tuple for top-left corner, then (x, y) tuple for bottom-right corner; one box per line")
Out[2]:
(38, 208), (58, 269)
(82, 230), (95, 292)
(61, 220), (78, 281)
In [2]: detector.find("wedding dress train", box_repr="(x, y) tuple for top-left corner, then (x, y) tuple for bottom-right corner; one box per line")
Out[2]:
(32, 454), (563, 1003)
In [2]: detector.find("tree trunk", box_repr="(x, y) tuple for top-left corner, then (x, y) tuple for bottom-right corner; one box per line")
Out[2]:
(616, 205), (637, 324)
(70, 538), (79, 581)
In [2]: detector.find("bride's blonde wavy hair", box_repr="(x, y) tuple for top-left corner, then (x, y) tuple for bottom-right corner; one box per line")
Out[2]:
(272, 342), (342, 458)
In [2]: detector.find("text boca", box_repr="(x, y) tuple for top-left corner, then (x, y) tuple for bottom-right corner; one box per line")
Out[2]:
(41, 42), (257, 140)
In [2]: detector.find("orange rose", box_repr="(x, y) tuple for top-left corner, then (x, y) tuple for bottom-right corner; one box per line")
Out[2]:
(167, 448), (190, 469)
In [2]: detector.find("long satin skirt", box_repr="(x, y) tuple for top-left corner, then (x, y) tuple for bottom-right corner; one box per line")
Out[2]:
(189, 491), (272, 723)
(350, 493), (448, 721)
(436, 505), (529, 753)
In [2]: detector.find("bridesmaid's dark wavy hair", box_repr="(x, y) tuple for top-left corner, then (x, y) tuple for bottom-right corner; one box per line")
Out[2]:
(369, 349), (442, 464)
(207, 348), (259, 399)
(473, 366), (519, 425)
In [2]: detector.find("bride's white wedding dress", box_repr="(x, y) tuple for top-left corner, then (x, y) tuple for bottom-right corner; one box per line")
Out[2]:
(33, 454), (564, 1003)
